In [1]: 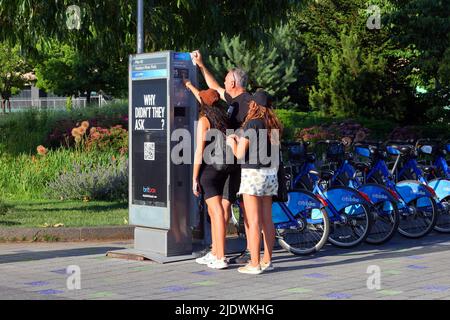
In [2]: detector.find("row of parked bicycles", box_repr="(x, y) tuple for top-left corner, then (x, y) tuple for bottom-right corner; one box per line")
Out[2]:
(232, 138), (450, 256)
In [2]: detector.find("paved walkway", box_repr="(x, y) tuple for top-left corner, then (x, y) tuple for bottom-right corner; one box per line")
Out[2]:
(1, 232), (450, 300)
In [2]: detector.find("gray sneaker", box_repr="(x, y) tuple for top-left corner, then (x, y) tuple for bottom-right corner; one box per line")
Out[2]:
(229, 250), (251, 264)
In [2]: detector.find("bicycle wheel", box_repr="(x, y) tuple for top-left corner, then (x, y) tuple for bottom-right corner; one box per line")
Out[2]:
(398, 196), (438, 238)
(366, 200), (400, 245)
(434, 196), (450, 233)
(328, 203), (373, 248)
(277, 207), (330, 255)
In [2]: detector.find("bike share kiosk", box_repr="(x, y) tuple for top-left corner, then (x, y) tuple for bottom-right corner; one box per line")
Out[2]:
(109, 51), (199, 262)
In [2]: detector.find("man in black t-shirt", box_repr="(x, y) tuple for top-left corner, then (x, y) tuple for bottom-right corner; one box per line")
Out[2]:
(191, 50), (251, 263)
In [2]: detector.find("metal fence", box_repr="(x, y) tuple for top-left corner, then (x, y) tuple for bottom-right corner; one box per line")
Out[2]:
(7, 97), (88, 111)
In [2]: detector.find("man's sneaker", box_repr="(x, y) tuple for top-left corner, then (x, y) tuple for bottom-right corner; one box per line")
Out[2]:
(260, 261), (274, 272)
(238, 263), (263, 275)
(229, 250), (251, 264)
(207, 258), (228, 270)
(195, 252), (216, 265)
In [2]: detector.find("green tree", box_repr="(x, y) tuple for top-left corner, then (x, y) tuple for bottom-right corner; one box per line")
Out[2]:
(0, 42), (29, 113)
(309, 31), (391, 118)
(34, 40), (127, 103)
(0, 1), (294, 101)
(388, 0), (450, 122)
(292, 0), (426, 121)
(207, 24), (301, 108)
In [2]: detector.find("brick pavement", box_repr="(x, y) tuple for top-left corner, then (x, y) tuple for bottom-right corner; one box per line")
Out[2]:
(1, 233), (450, 300)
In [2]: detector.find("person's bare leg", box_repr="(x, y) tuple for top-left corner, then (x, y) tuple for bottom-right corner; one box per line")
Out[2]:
(261, 196), (275, 264)
(205, 196), (226, 259)
(221, 199), (231, 226)
(242, 194), (261, 267)
(240, 200), (250, 251)
(207, 206), (216, 256)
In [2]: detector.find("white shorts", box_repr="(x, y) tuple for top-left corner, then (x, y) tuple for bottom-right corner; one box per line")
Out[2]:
(238, 167), (278, 197)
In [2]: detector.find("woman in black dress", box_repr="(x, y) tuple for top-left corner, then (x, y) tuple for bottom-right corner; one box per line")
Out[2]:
(184, 80), (231, 270)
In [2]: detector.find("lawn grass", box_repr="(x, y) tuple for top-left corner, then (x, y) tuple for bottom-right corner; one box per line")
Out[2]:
(0, 199), (128, 228)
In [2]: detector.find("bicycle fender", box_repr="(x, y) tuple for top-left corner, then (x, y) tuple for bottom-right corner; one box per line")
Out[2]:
(286, 190), (323, 213)
(427, 179), (450, 201)
(272, 191), (323, 224)
(395, 180), (435, 204)
(323, 186), (370, 212)
(358, 183), (399, 205)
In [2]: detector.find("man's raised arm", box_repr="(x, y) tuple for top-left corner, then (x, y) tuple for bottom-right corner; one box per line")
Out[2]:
(191, 50), (226, 101)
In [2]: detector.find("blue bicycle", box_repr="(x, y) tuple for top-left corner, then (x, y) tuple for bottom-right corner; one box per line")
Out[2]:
(351, 141), (438, 238)
(321, 141), (401, 245)
(230, 144), (330, 256)
(289, 141), (374, 248)
(413, 139), (450, 180)
(389, 140), (450, 233)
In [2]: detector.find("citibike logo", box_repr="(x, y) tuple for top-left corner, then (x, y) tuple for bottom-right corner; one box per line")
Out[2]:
(373, 194), (388, 200)
(143, 186), (157, 194)
(341, 196), (359, 203)
(297, 200), (318, 208)
(411, 190), (426, 196)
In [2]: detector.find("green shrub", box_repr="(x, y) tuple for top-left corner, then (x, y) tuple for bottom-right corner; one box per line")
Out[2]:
(0, 199), (11, 215)
(46, 157), (128, 201)
(85, 125), (128, 155)
(0, 148), (121, 200)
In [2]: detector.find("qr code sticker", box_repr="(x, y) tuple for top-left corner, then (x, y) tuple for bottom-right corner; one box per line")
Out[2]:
(144, 142), (155, 161)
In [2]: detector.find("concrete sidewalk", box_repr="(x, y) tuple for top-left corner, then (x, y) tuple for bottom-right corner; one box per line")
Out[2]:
(1, 233), (450, 300)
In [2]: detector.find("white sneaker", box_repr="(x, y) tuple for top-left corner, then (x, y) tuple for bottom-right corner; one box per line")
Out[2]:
(238, 263), (263, 275)
(195, 252), (216, 265)
(207, 258), (228, 270)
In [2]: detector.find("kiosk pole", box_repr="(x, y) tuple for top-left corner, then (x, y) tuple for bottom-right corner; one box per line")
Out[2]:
(137, 0), (144, 54)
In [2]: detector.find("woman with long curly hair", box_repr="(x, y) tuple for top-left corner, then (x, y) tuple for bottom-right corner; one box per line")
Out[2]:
(184, 79), (231, 270)
(227, 89), (283, 274)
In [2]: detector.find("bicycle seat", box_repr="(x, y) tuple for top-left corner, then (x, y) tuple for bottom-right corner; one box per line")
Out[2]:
(419, 165), (436, 175)
(389, 144), (414, 156)
(309, 169), (335, 181)
(306, 152), (316, 162)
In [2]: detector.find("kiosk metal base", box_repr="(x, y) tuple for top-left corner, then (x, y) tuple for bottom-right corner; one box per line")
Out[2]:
(106, 248), (198, 264)
(106, 234), (247, 264)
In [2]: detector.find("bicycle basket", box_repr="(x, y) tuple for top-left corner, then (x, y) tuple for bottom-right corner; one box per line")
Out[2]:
(287, 143), (305, 161)
(326, 143), (344, 160)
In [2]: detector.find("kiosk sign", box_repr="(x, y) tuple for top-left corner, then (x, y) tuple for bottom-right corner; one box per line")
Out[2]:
(131, 56), (168, 207)
(128, 51), (198, 257)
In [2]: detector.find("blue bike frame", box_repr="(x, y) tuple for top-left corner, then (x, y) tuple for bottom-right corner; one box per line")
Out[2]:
(396, 154), (450, 205)
(355, 146), (436, 215)
(292, 155), (371, 223)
